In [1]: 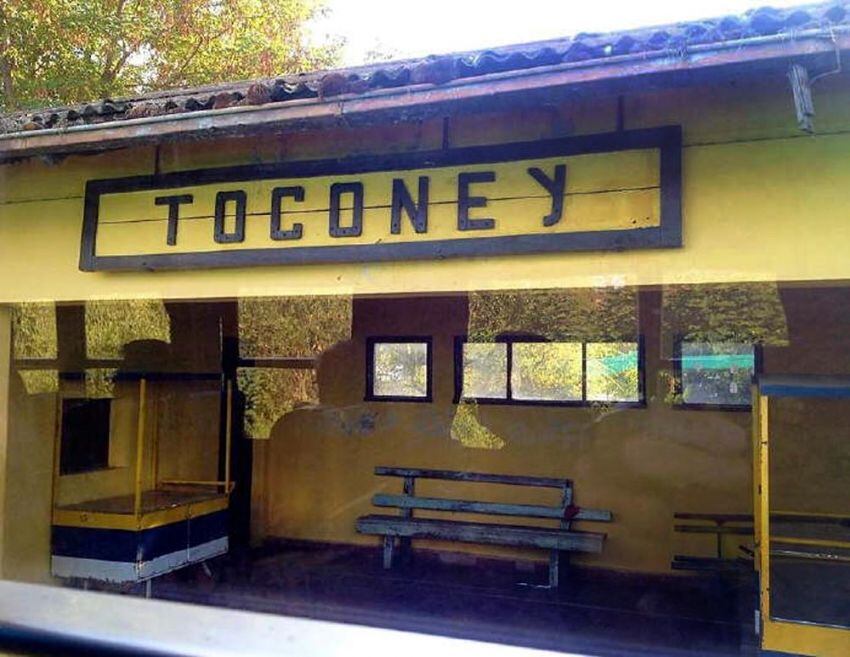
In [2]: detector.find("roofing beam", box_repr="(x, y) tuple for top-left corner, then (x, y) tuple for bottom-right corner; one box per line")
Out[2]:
(1, 31), (848, 159)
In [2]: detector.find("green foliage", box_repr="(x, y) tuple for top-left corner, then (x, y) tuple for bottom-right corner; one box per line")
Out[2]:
(468, 287), (638, 342)
(662, 283), (789, 345)
(372, 342), (428, 397)
(85, 298), (171, 359)
(238, 367), (316, 439)
(512, 342), (582, 401)
(238, 295), (351, 358)
(465, 289), (640, 407)
(85, 367), (117, 398)
(462, 343), (507, 398)
(450, 401), (506, 450)
(237, 295), (351, 438)
(0, 0), (341, 111)
(586, 342), (639, 402)
(18, 368), (58, 394)
(12, 302), (57, 359)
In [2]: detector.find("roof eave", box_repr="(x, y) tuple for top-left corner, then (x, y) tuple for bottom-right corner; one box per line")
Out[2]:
(1, 29), (847, 160)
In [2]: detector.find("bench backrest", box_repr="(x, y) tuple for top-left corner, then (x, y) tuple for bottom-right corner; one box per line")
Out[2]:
(372, 466), (612, 525)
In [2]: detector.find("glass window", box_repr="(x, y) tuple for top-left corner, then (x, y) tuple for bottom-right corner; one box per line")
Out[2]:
(457, 338), (641, 405)
(462, 342), (508, 399)
(512, 342), (582, 401)
(680, 342), (755, 407)
(368, 339), (431, 400)
(586, 342), (641, 402)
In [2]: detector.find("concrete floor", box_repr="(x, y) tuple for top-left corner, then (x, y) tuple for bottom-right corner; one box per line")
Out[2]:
(152, 541), (760, 657)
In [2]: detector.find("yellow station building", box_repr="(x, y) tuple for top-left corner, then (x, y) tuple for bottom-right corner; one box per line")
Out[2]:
(1, 2), (850, 655)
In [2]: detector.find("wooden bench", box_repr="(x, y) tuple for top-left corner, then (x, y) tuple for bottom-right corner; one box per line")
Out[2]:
(355, 466), (612, 588)
(671, 513), (754, 572)
(672, 511), (850, 572)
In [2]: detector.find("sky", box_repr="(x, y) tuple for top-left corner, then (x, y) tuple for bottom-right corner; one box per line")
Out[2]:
(310, 0), (812, 66)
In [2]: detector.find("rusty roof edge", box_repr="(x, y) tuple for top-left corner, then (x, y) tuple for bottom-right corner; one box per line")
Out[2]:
(1, 27), (847, 159)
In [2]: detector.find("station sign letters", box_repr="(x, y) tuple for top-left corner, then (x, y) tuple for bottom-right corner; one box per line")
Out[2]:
(80, 126), (681, 271)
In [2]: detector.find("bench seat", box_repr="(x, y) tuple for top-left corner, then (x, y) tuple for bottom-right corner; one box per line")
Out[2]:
(357, 515), (605, 553)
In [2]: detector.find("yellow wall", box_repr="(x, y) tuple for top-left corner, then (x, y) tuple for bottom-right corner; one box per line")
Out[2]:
(1, 75), (850, 302)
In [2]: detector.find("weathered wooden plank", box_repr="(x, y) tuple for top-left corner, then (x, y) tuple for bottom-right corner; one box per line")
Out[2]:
(356, 515), (605, 553)
(674, 524), (753, 535)
(548, 550), (560, 588)
(671, 556), (746, 572)
(382, 536), (394, 569)
(673, 512), (752, 523)
(371, 494), (612, 522)
(373, 467), (570, 489)
(399, 477), (415, 558)
(674, 511), (850, 526)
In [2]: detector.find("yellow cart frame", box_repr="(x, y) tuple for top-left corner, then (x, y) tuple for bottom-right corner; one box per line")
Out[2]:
(755, 375), (850, 657)
(50, 376), (235, 584)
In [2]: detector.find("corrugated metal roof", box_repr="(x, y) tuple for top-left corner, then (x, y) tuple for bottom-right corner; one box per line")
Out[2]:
(2, 1), (848, 136)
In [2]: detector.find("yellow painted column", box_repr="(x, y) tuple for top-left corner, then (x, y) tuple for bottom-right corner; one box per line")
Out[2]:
(0, 307), (12, 579)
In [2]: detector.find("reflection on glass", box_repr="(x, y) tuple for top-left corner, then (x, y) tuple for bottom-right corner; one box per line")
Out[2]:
(372, 342), (428, 398)
(17, 369), (58, 394)
(12, 302), (57, 360)
(462, 343), (507, 399)
(237, 367), (318, 439)
(681, 342), (754, 406)
(85, 299), (170, 359)
(587, 342), (640, 402)
(468, 287), (637, 342)
(450, 401), (506, 450)
(85, 368), (117, 399)
(512, 342), (581, 401)
(238, 296), (352, 358)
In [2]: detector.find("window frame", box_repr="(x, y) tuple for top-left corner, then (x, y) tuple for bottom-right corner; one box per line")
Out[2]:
(672, 337), (763, 411)
(365, 336), (433, 403)
(453, 335), (645, 408)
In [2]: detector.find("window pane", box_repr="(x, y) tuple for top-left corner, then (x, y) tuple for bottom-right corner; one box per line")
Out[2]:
(372, 342), (428, 398)
(462, 343), (508, 399)
(511, 342), (582, 401)
(681, 342), (754, 406)
(586, 342), (640, 402)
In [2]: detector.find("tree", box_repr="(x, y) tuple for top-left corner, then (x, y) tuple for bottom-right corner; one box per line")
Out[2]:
(0, 0), (341, 112)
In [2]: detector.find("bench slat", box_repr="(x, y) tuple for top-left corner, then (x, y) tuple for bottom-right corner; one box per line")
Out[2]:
(356, 515), (605, 553)
(374, 467), (570, 489)
(671, 556), (747, 572)
(674, 524), (753, 535)
(673, 512), (752, 523)
(372, 493), (612, 522)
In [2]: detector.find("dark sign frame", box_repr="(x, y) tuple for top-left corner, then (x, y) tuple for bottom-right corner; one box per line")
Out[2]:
(79, 125), (682, 272)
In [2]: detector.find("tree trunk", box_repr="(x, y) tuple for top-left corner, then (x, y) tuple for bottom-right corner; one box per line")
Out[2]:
(0, 57), (13, 110)
(0, 3), (14, 111)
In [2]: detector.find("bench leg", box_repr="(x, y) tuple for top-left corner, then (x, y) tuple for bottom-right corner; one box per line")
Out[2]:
(382, 536), (395, 570)
(549, 550), (560, 588)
